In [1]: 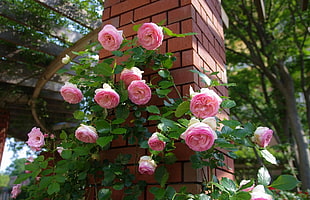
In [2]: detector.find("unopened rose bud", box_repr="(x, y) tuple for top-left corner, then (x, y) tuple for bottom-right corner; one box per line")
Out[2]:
(62, 54), (71, 64)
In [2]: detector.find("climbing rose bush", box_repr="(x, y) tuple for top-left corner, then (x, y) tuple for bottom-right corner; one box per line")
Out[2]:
(11, 184), (22, 199)
(15, 23), (300, 200)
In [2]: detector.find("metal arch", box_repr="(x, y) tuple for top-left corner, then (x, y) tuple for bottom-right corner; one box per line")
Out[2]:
(30, 27), (101, 133)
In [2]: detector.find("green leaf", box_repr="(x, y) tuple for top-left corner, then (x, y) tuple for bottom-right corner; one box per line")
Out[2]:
(148, 115), (161, 121)
(155, 166), (169, 187)
(257, 166), (271, 186)
(113, 182), (124, 190)
(149, 187), (166, 199)
(221, 99), (236, 108)
(221, 177), (237, 194)
(112, 50), (123, 57)
(175, 101), (190, 117)
(269, 175), (300, 190)
(158, 69), (170, 78)
(61, 150), (72, 159)
(112, 118), (125, 124)
(60, 130), (67, 140)
(231, 191), (251, 200)
(98, 188), (112, 200)
(95, 120), (111, 134)
(133, 24), (142, 31)
(47, 182), (60, 195)
(220, 120), (241, 129)
(94, 62), (113, 76)
(146, 105), (160, 114)
(162, 26), (197, 37)
(260, 149), (278, 165)
(156, 88), (172, 96)
(97, 136), (114, 147)
(14, 173), (32, 184)
(73, 110), (85, 120)
(112, 128), (127, 134)
(190, 69), (211, 85)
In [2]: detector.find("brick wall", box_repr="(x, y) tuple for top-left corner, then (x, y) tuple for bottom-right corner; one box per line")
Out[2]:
(98, 0), (233, 199)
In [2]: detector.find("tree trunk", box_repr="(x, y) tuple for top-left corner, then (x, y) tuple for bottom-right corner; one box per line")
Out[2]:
(280, 64), (310, 190)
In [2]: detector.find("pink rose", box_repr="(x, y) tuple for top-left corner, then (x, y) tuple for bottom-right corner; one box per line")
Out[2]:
(180, 122), (217, 152)
(26, 127), (45, 151)
(252, 127), (273, 148)
(98, 24), (123, 51)
(120, 67), (144, 86)
(250, 185), (273, 200)
(148, 132), (166, 151)
(94, 83), (120, 109)
(11, 184), (22, 199)
(137, 22), (164, 50)
(190, 88), (222, 119)
(239, 180), (255, 192)
(60, 82), (83, 104)
(128, 80), (151, 105)
(138, 156), (157, 175)
(75, 124), (98, 143)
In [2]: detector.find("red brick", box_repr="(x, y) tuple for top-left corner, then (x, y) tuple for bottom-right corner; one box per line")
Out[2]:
(167, 162), (182, 182)
(215, 169), (234, 181)
(120, 11), (134, 26)
(111, 0), (150, 16)
(168, 36), (193, 53)
(166, 22), (180, 39)
(181, 0), (191, 6)
(170, 66), (197, 85)
(102, 7), (111, 21)
(173, 142), (195, 161)
(197, 42), (216, 72)
(168, 5), (194, 24)
(102, 146), (147, 164)
(111, 135), (127, 147)
(134, 0), (179, 21)
(102, 16), (120, 28)
(182, 49), (193, 67)
(151, 12), (167, 26)
(104, 0), (121, 8)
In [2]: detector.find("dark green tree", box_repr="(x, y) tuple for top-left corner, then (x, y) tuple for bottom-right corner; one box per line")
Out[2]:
(223, 0), (310, 189)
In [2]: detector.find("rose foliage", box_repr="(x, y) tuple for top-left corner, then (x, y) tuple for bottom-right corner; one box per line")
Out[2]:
(13, 23), (300, 200)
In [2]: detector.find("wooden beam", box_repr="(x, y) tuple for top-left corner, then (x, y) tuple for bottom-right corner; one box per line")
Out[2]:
(0, 2), (84, 43)
(254, 0), (266, 21)
(0, 30), (65, 56)
(34, 0), (102, 30)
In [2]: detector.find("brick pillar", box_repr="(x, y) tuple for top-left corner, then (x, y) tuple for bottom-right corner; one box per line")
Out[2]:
(0, 109), (9, 167)
(99, 0), (233, 199)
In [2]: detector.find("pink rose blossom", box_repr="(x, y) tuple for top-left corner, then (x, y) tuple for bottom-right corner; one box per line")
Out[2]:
(137, 23), (164, 50)
(138, 156), (157, 175)
(98, 24), (123, 51)
(26, 127), (45, 151)
(190, 88), (222, 119)
(239, 180), (255, 192)
(148, 132), (166, 151)
(250, 185), (273, 200)
(252, 127), (273, 148)
(180, 122), (217, 152)
(128, 80), (151, 105)
(75, 124), (98, 143)
(94, 83), (120, 109)
(11, 184), (22, 199)
(120, 67), (144, 86)
(60, 82), (83, 104)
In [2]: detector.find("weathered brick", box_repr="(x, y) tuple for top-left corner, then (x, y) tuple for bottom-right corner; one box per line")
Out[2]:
(120, 11), (134, 26)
